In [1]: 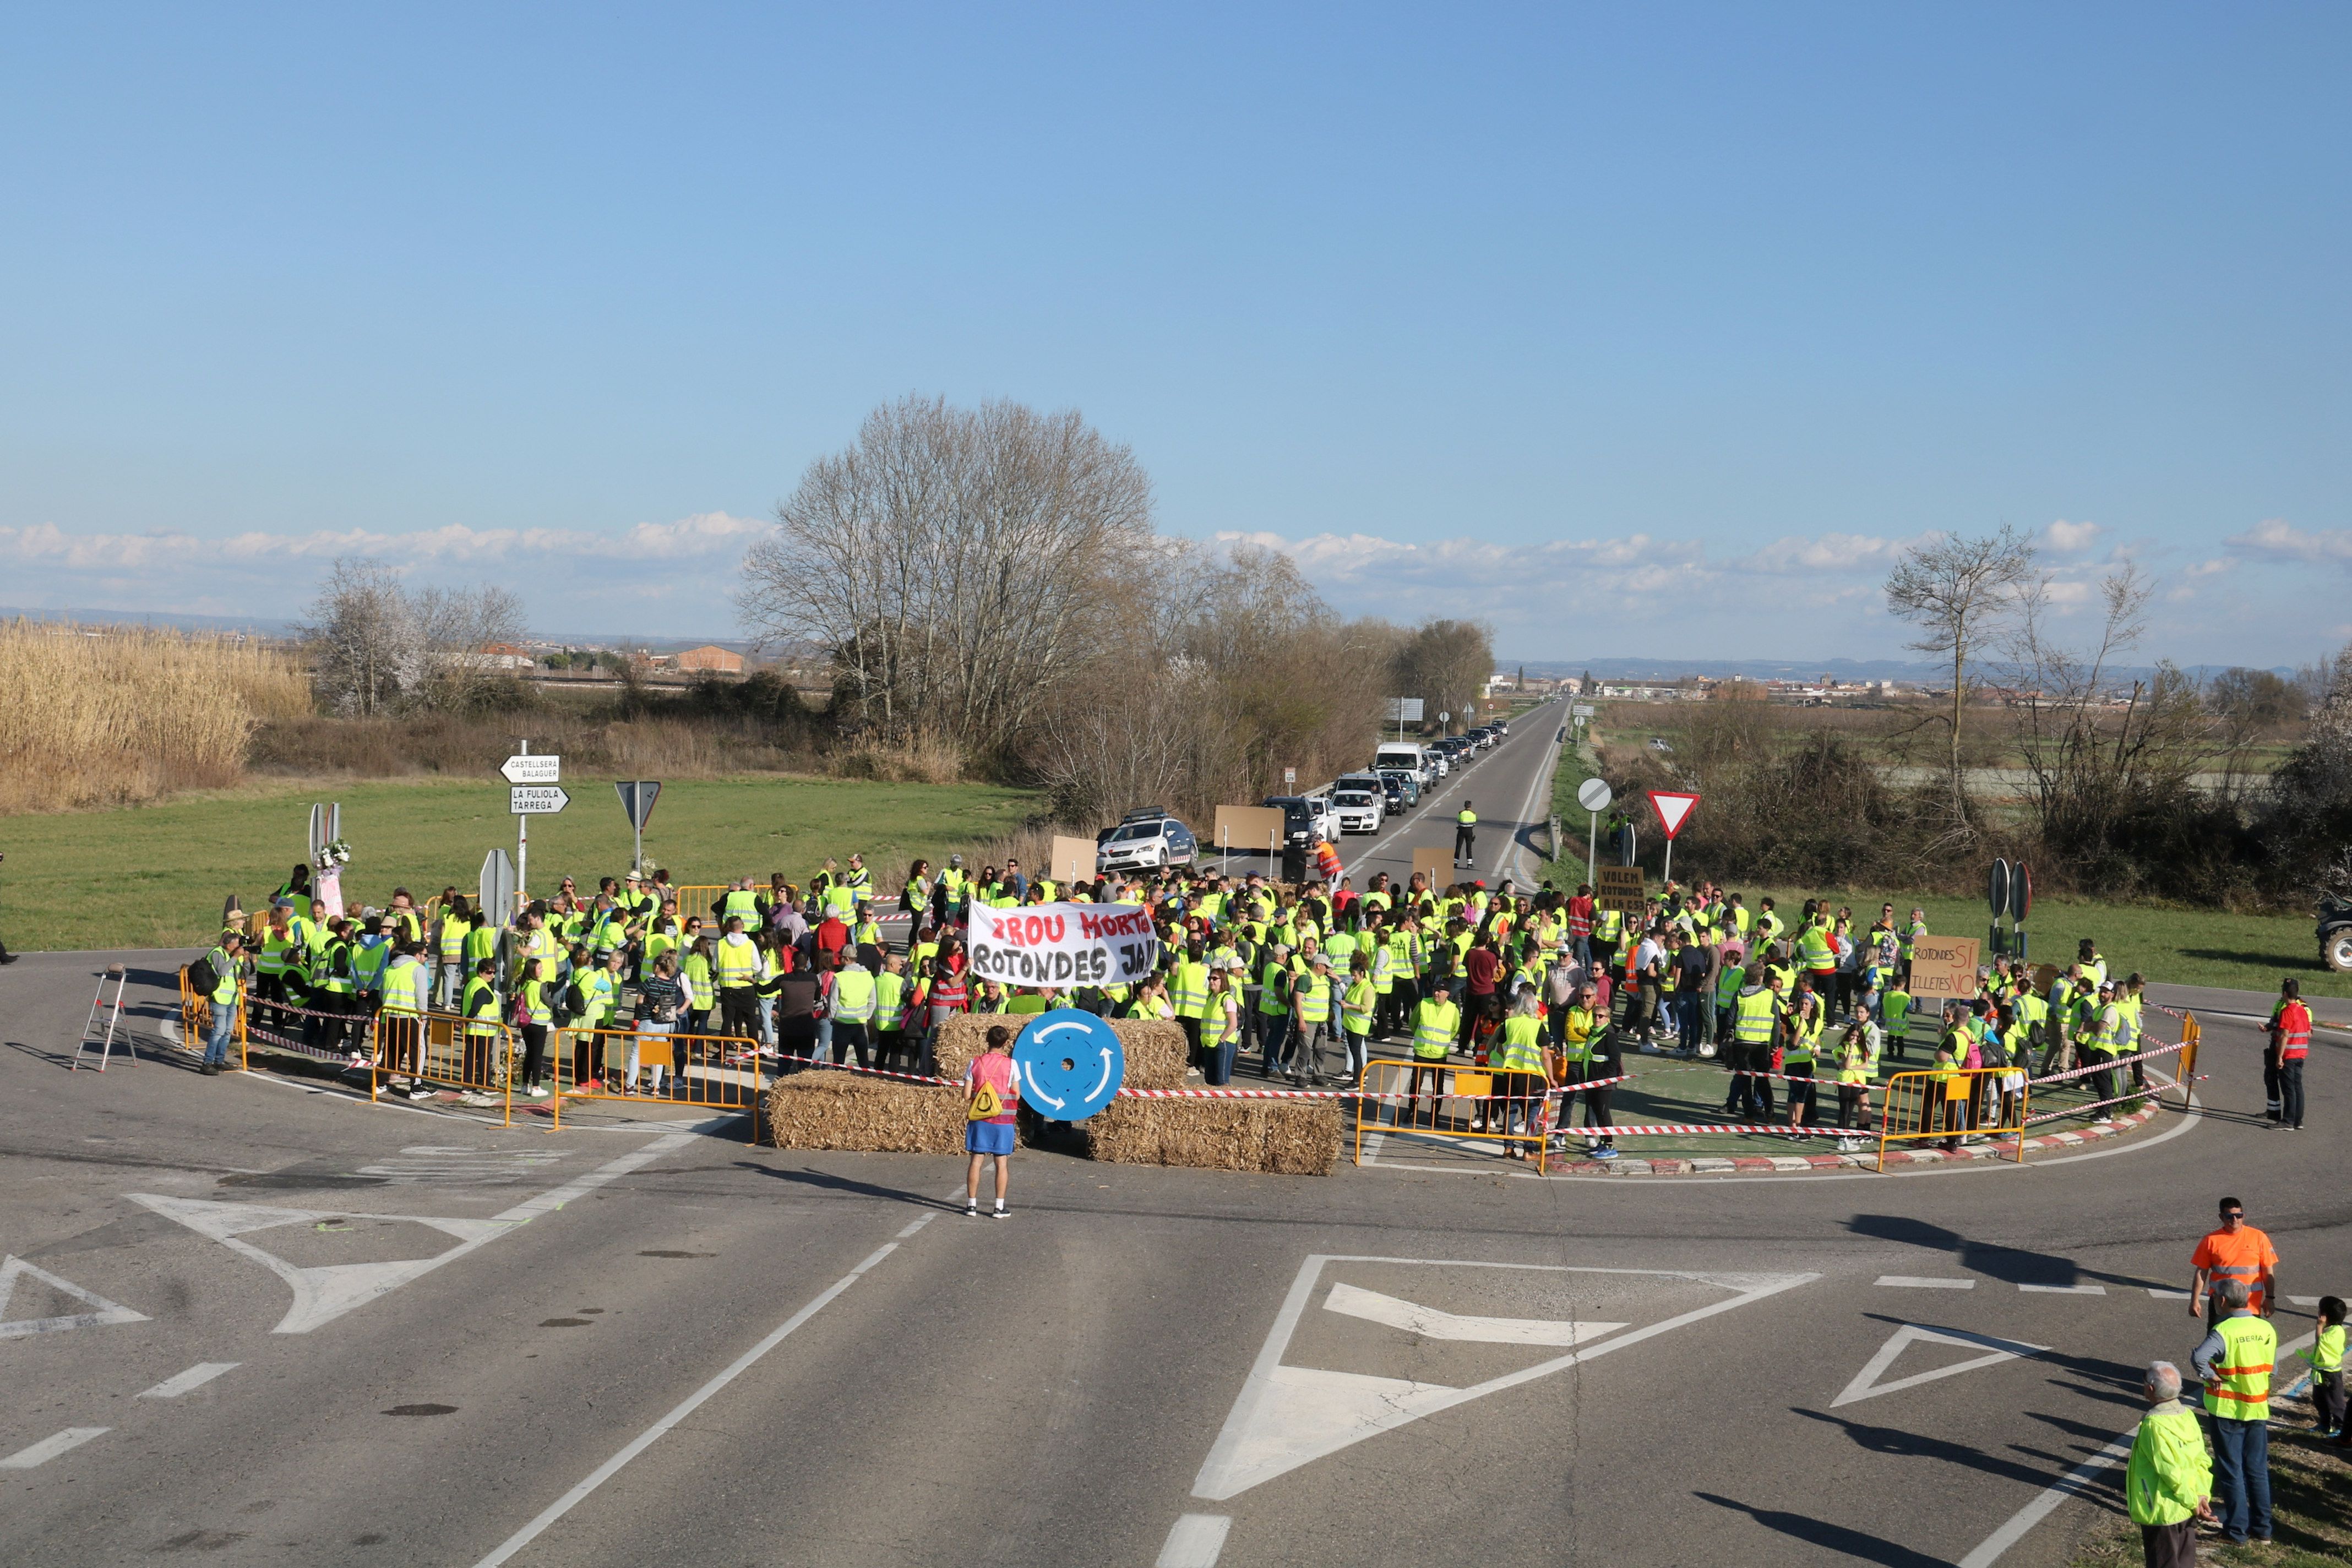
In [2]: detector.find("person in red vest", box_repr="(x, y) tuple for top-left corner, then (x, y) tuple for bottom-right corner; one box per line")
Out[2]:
(2267, 979), (2313, 1131)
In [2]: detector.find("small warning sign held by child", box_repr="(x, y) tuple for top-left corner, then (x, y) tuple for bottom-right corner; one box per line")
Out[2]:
(966, 1082), (1002, 1121)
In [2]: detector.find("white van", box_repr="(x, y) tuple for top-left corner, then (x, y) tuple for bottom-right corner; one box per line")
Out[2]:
(1373, 742), (1429, 784)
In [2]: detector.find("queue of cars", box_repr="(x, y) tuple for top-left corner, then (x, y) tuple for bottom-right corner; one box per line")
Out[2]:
(1101, 716), (1515, 863)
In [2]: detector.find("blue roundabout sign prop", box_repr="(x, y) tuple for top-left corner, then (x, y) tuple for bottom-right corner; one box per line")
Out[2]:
(1012, 1009), (1125, 1121)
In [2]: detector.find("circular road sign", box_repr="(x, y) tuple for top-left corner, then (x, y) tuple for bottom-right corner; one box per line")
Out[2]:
(2012, 862), (2033, 923)
(1577, 777), (1613, 813)
(1988, 858), (2011, 919)
(1012, 1009), (1126, 1122)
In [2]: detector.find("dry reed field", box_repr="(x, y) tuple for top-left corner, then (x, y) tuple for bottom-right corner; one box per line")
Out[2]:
(0, 619), (311, 814)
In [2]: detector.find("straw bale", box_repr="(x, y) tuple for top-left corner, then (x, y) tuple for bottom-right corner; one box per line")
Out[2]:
(760, 1070), (963, 1155)
(933, 1014), (1190, 1091)
(1080, 1097), (1340, 1177)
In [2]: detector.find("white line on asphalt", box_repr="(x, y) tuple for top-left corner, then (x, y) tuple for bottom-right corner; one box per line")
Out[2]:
(1156, 1514), (1233, 1567)
(1875, 1276), (1974, 1289)
(896, 1215), (935, 1238)
(471, 1239), (905, 1568)
(136, 1362), (240, 1399)
(1956, 1326), (2318, 1567)
(2288, 1295), (2321, 1306)
(0, 1428), (109, 1469)
(2147, 1289), (2191, 1300)
(2018, 1284), (2105, 1295)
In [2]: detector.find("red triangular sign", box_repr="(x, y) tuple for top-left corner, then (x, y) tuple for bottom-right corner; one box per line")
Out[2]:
(1648, 791), (1700, 840)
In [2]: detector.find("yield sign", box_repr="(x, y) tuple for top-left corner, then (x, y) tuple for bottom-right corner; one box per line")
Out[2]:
(1648, 790), (1701, 840)
(1190, 1255), (1814, 1500)
(1832, 1323), (2049, 1407)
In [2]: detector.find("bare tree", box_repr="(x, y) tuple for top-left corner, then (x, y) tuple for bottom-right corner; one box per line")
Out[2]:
(738, 395), (1156, 759)
(1882, 526), (2041, 834)
(414, 584), (529, 712)
(304, 558), (421, 717)
(1391, 619), (1493, 734)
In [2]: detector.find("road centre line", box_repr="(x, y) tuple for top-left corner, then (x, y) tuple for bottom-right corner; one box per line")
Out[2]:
(470, 1232), (913, 1567)
(1877, 1276), (1974, 1289)
(2018, 1284), (2106, 1295)
(0, 1428), (109, 1469)
(137, 1363), (240, 1399)
(1957, 1326), (2318, 1567)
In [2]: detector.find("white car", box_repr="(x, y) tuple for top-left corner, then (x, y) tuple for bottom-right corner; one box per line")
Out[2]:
(1331, 788), (1384, 834)
(1096, 813), (1198, 872)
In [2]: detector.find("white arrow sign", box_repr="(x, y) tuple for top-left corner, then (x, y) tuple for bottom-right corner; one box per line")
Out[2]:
(510, 785), (569, 815)
(501, 754), (561, 785)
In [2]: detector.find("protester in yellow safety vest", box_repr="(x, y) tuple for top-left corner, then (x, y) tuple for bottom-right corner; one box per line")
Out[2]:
(2192, 1278), (2277, 1545)
(831, 956), (878, 1070)
(1169, 943), (1211, 1068)
(460, 957), (503, 1091)
(378, 943), (432, 1100)
(195, 931), (246, 1074)
(1491, 993), (1547, 1159)
(2125, 1360), (2214, 1560)
(1338, 954), (1375, 1088)
(1725, 971), (1781, 1122)
(715, 918), (763, 1041)
(1453, 803), (1477, 866)
(1407, 979), (1460, 1115)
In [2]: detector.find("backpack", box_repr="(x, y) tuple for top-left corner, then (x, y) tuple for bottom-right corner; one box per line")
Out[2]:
(186, 954), (219, 998)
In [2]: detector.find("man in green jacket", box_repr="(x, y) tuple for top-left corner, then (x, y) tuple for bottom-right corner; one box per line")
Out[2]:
(2126, 1359), (2212, 1566)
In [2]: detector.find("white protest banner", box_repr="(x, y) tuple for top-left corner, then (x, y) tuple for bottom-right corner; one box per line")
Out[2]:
(967, 903), (1161, 989)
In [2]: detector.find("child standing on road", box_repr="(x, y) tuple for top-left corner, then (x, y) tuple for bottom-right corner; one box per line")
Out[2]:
(963, 1024), (1020, 1218)
(2308, 1295), (2347, 1438)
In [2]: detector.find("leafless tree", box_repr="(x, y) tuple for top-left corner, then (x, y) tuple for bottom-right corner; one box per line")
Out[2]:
(738, 395), (1156, 759)
(1390, 618), (1493, 735)
(1882, 525), (2041, 835)
(413, 584), (529, 711)
(303, 558), (421, 717)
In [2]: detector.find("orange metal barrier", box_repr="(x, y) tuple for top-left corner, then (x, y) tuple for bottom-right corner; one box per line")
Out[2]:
(370, 1009), (518, 1126)
(1877, 1066), (2028, 1167)
(549, 1025), (773, 1143)
(1354, 1057), (1551, 1173)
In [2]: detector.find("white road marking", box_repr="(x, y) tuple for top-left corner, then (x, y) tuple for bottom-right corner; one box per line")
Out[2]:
(1191, 1255), (1815, 1500)
(0, 1428), (110, 1469)
(1156, 1514), (1233, 1567)
(0, 1255), (151, 1337)
(1875, 1276), (1974, 1289)
(1956, 1327), (2318, 1566)
(2018, 1283), (2105, 1295)
(133, 1129), (696, 1334)
(137, 1362), (240, 1399)
(2288, 1295), (2321, 1306)
(470, 1237), (906, 1568)
(2147, 1289), (2191, 1300)
(896, 1215), (935, 1238)
(1324, 1281), (1626, 1346)
(1832, 1324), (2048, 1408)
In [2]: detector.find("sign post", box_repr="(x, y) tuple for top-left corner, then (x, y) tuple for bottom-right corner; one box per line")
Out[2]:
(1647, 790), (1701, 885)
(501, 747), (563, 907)
(1986, 858), (2011, 959)
(614, 780), (663, 873)
(1576, 777), (1613, 883)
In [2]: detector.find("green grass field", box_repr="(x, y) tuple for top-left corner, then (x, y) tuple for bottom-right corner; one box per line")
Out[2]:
(1536, 738), (2347, 1001)
(0, 774), (1042, 951)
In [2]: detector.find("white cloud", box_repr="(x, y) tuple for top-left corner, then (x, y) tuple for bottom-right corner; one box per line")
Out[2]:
(0, 512), (774, 635)
(2043, 519), (2103, 552)
(2224, 518), (2352, 569)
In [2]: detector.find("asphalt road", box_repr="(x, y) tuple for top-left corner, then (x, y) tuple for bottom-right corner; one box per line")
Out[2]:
(1211, 698), (1571, 894)
(3, 941), (2346, 1566)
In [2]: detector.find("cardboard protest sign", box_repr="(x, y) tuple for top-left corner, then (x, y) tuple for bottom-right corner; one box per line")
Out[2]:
(1595, 865), (1647, 914)
(1213, 805), (1287, 854)
(1909, 934), (1982, 1000)
(1411, 847), (1457, 892)
(1047, 835), (1098, 886)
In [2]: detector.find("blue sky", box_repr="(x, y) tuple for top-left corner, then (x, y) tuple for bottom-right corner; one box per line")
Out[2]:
(4, 4), (2346, 662)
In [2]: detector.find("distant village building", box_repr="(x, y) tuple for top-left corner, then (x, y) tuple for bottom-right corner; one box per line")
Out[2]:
(673, 644), (745, 674)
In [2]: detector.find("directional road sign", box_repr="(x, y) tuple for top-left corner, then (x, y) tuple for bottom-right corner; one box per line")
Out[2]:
(1012, 1009), (1125, 1122)
(500, 754), (561, 785)
(510, 786), (569, 815)
(1572, 704), (1596, 717)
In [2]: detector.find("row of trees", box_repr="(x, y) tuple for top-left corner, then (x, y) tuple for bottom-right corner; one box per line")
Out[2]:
(739, 395), (1491, 825)
(1600, 526), (2350, 906)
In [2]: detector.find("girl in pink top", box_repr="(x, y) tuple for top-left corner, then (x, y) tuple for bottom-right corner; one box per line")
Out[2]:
(964, 1024), (1020, 1217)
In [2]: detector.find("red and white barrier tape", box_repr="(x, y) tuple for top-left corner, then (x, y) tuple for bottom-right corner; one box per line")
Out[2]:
(2024, 1076), (2205, 1125)
(1594, 1121), (1858, 1138)
(2029, 1037), (2187, 1086)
